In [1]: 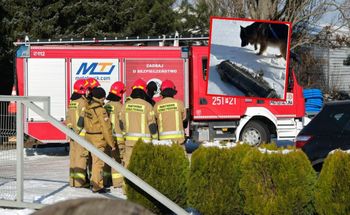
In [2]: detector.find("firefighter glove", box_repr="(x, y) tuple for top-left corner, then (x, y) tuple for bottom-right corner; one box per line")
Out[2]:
(149, 123), (158, 135)
(77, 116), (84, 128)
(119, 120), (124, 131)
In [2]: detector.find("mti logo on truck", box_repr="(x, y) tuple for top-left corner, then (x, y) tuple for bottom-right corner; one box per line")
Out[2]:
(72, 59), (119, 82)
(72, 59), (119, 97)
(76, 62), (115, 75)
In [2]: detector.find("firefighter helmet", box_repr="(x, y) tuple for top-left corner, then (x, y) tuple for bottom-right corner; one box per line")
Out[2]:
(110, 81), (126, 97)
(131, 78), (147, 92)
(91, 87), (106, 99)
(87, 77), (100, 89)
(161, 80), (176, 91)
(73, 79), (88, 95)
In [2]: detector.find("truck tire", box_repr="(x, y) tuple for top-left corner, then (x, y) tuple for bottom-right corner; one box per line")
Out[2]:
(240, 120), (270, 146)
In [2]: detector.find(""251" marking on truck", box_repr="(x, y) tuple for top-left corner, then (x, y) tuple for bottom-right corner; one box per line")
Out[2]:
(212, 97), (236, 106)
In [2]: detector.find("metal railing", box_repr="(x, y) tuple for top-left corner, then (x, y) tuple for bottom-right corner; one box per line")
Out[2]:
(0, 96), (48, 209)
(0, 100), (17, 203)
(0, 96), (188, 214)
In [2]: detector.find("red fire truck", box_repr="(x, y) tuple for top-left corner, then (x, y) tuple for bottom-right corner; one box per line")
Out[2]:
(14, 36), (306, 145)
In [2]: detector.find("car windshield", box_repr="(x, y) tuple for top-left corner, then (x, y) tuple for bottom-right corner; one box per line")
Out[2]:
(304, 104), (350, 134)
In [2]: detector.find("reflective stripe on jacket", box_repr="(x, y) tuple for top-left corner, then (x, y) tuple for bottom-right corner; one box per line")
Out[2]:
(158, 130), (185, 140)
(125, 132), (152, 142)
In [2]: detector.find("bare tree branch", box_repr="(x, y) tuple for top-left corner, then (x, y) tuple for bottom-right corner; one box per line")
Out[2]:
(275, 0), (289, 20)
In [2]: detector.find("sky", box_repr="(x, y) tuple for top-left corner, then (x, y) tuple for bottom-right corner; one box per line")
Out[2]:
(319, 0), (346, 25)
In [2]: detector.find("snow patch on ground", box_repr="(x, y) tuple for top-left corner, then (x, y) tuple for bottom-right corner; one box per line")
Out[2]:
(202, 141), (238, 148)
(258, 148), (295, 154)
(0, 147), (62, 162)
(330, 148), (350, 155)
(152, 140), (173, 146)
(0, 147), (126, 213)
(0, 208), (34, 215)
(200, 138), (295, 149)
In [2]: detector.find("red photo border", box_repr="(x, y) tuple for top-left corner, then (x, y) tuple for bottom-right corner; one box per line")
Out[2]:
(206, 16), (293, 101)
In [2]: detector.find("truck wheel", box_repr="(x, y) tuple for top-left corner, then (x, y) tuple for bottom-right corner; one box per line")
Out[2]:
(240, 121), (270, 146)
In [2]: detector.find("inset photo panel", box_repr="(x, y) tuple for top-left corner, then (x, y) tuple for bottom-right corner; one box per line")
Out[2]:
(207, 17), (292, 99)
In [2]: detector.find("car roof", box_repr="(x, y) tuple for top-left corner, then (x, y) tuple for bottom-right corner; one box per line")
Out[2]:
(324, 100), (350, 107)
(301, 100), (350, 135)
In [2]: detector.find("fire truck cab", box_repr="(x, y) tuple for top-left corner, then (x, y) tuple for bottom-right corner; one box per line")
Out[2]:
(190, 46), (305, 144)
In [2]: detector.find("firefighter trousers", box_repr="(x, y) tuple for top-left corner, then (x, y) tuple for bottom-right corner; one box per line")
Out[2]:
(103, 144), (123, 188)
(124, 140), (137, 168)
(85, 134), (107, 192)
(69, 140), (89, 187)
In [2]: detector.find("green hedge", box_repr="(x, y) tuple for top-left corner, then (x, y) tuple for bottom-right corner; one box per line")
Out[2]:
(187, 144), (251, 215)
(126, 140), (189, 214)
(239, 148), (317, 215)
(315, 150), (350, 215)
(125, 141), (350, 215)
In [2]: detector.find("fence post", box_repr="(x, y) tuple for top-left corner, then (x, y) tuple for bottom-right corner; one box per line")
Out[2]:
(16, 101), (24, 202)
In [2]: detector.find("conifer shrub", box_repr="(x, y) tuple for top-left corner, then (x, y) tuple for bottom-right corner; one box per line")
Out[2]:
(259, 142), (279, 150)
(187, 144), (251, 215)
(126, 140), (189, 214)
(239, 147), (317, 215)
(315, 150), (350, 215)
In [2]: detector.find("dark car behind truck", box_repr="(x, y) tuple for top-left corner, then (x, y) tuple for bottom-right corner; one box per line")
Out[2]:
(296, 100), (350, 171)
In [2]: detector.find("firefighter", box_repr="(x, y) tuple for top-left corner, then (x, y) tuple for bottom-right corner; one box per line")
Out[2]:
(84, 87), (115, 193)
(120, 78), (157, 167)
(80, 77), (100, 182)
(145, 81), (157, 106)
(103, 81), (126, 188)
(66, 78), (89, 188)
(154, 80), (187, 145)
(86, 77), (101, 100)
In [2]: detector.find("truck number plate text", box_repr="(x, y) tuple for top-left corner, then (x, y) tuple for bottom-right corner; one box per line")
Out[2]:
(212, 97), (235, 106)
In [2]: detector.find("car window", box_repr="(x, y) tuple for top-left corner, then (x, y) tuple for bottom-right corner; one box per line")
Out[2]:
(343, 121), (350, 134)
(340, 111), (350, 134)
(305, 104), (350, 134)
(334, 113), (344, 120)
(334, 113), (350, 130)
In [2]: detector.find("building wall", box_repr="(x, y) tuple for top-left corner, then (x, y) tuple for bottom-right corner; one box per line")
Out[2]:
(328, 48), (350, 93)
(310, 46), (350, 94)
